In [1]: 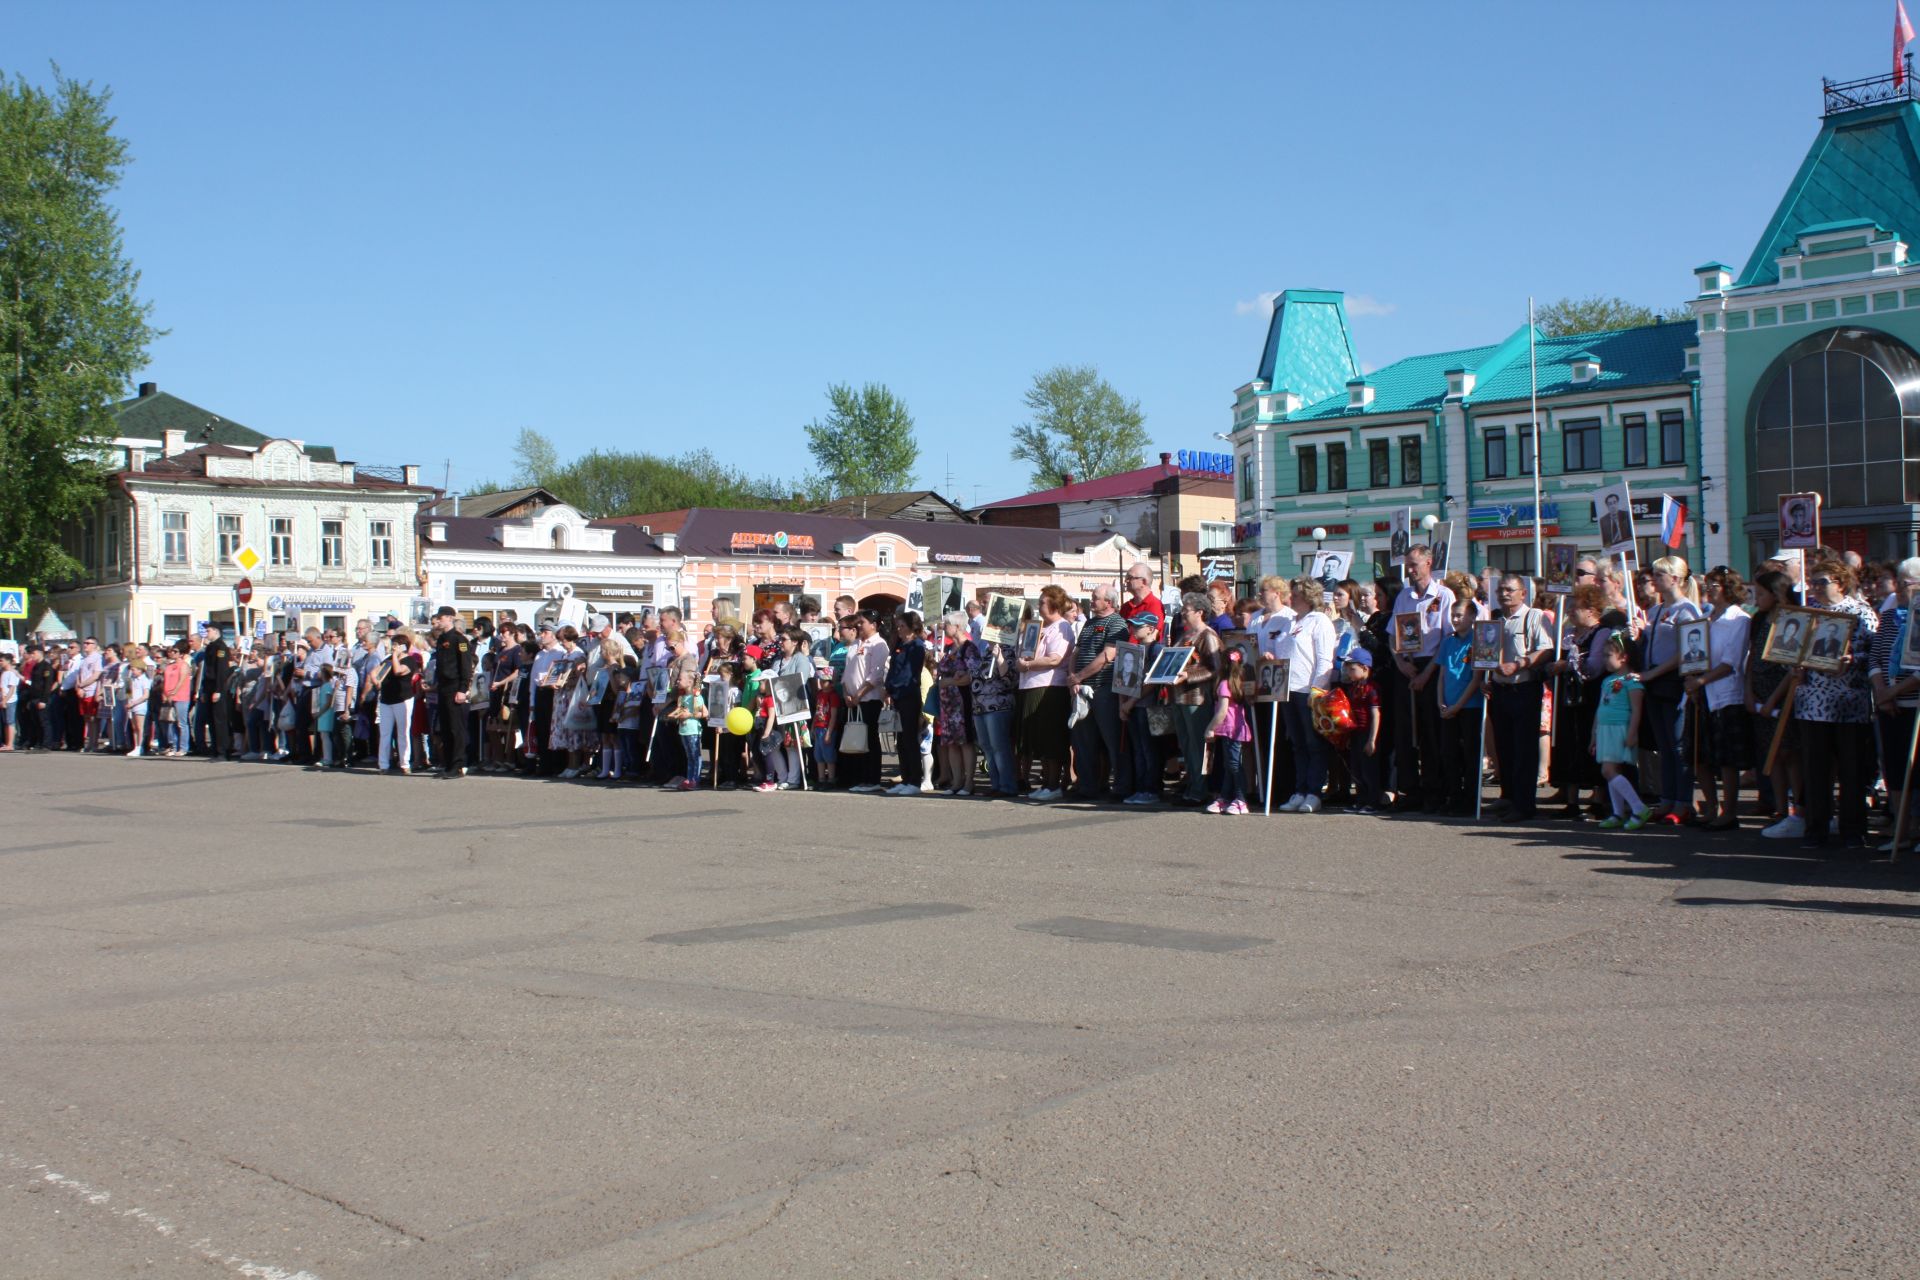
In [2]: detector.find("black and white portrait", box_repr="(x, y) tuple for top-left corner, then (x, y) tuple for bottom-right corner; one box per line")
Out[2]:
(1389, 507), (1412, 566)
(1256, 658), (1289, 702)
(771, 671), (810, 724)
(983, 594), (1024, 646)
(1595, 482), (1635, 556)
(1762, 608), (1812, 666)
(1779, 492), (1821, 550)
(1676, 619), (1711, 676)
(1144, 645), (1192, 685)
(1112, 642), (1146, 699)
(1018, 620), (1042, 660)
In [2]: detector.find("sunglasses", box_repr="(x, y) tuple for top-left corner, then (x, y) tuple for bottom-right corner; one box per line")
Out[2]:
(1807, 577), (1833, 587)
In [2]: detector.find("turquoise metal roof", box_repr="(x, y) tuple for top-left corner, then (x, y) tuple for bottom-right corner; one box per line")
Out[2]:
(1466, 320), (1697, 403)
(1254, 289), (1362, 405)
(1288, 330), (1525, 421)
(1738, 100), (1920, 286)
(1796, 217), (1882, 235)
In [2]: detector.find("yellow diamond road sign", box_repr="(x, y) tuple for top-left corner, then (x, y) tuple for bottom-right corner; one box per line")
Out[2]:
(233, 545), (263, 573)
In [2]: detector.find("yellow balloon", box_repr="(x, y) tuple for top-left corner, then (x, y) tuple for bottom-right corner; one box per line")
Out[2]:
(726, 706), (753, 736)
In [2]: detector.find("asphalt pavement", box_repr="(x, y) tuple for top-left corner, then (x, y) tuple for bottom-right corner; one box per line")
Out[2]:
(2, 752), (1917, 1279)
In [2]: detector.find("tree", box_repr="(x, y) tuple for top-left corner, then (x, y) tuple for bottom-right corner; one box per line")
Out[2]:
(1010, 364), (1149, 489)
(0, 69), (157, 597)
(510, 425), (558, 487)
(1535, 295), (1693, 337)
(803, 382), (918, 498)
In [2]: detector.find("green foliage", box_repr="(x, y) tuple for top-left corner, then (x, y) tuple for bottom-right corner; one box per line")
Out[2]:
(0, 68), (156, 595)
(504, 429), (800, 518)
(803, 382), (918, 498)
(1535, 295), (1692, 338)
(1010, 364), (1148, 489)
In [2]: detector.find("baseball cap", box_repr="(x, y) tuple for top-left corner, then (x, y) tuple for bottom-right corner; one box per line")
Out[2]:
(586, 613), (609, 631)
(1343, 650), (1372, 671)
(744, 644), (765, 661)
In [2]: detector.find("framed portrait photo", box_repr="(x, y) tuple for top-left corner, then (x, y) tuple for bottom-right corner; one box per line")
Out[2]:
(1778, 491), (1821, 551)
(771, 671), (810, 724)
(1593, 480), (1636, 558)
(1761, 606), (1814, 667)
(1392, 611), (1423, 655)
(1675, 618), (1712, 676)
(1017, 620), (1043, 660)
(1111, 642), (1146, 699)
(1255, 657), (1289, 703)
(982, 593), (1024, 646)
(1221, 628), (1258, 673)
(1470, 619), (1503, 670)
(1143, 645), (1192, 686)
(1309, 549), (1353, 582)
(1428, 520), (1454, 573)
(1544, 543), (1580, 594)
(1389, 506), (1413, 567)
(1800, 607), (1855, 674)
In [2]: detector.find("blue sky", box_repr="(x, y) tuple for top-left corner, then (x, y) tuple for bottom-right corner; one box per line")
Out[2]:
(8, 1), (1903, 505)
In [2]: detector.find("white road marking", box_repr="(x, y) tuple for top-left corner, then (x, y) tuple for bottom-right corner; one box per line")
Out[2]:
(4, 1152), (322, 1280)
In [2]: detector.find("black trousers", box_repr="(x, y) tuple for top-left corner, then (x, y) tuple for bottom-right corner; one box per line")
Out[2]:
(1800, 718), (1871, 843)
(847, 699), (884, 787)
(1440, 703), (1485, 810)
(204, 695), (231, 758)
(434, 690), (467, 772)
(1394, 658), (1445, 805)
(893, 688), (923, 785)
(1489, 681), (1543, 817)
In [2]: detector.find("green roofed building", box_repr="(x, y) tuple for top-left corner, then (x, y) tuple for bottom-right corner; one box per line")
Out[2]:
(1695, 66), (1920, 569)
(1227, 295), (1700, 588)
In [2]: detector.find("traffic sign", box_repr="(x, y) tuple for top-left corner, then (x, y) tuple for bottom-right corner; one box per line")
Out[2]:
(236, 578), (254, 605)
(233, 544), (263, 573)
(0, 587), (25, 619)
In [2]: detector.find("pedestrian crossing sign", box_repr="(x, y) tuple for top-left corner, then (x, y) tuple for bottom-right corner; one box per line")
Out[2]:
(0, 587), (26, 619)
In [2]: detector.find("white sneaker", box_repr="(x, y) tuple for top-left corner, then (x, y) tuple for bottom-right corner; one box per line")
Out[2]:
(919, 781), (937, 794)
(1280, 794), (1304, 813)
(1761, 814), (1806, 839)
(1299, 795), (1322, 813)
(127, 747), (143, 758)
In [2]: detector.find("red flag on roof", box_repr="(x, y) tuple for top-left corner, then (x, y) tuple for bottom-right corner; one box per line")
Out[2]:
(1899, 1), (1916, 88)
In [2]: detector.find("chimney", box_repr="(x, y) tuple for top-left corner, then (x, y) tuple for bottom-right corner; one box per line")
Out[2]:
(403, 464), (420, 486)
(427, 521), (448, 543)
(1160, 451), (1173, 468)
(452, 492), (460, 515)
(658, 531), (679, 553)
(1060, 472), (1075, 487)
(127, 447), (147, 472)
(138, 382), (157, 398)
(162, 428), (187, 457)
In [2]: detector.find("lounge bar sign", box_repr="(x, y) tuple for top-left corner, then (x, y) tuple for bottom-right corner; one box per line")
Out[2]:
(729, 530), (816, 556)
(453, 580), (656, 603)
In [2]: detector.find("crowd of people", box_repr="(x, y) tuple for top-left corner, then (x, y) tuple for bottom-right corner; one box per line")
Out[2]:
(4, 547), (1918, 860)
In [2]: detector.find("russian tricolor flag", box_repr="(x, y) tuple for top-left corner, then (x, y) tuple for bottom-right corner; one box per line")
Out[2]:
(1660, 495), (1688, 549)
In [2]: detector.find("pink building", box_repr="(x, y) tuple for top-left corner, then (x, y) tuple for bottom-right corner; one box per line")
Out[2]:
(600, 507), (1158, 621)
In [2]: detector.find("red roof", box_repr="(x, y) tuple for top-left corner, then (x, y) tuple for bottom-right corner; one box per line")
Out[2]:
(978, 460), (1183, 510)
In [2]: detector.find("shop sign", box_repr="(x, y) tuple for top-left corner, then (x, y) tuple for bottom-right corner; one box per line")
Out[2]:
(729, 530), (816, 555)
(1625, 494), (1687, 520)
(267, 595), (354, 611)
(1176, 450), (1235, 476)
(1295, 524), (1350, 536)
(1203, 558), (1235, 581)
(452, 579), (655, 603)
(1467, 503), (1560, 542)
(931, 552), (982, 564)
(1232, 521), (1261, 543)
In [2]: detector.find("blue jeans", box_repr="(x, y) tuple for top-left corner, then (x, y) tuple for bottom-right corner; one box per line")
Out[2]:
(1216, 738), (1245, 804)
(1284, 691), (1328, 797)
(680, 733), (702, 785)
(974, 708), (1016, 793)
(170, 700), (191, 752)
(1172, 703), (1212, 802)
(1645, 690), (1693, 809)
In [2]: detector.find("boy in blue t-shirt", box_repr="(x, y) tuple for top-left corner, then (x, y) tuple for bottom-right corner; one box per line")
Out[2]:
(1435, 597), (1486, 815)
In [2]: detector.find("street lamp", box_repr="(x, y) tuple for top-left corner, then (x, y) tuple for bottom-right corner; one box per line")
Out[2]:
(1311, 525), (1327, 551)
(1421, 514), (1439, 533)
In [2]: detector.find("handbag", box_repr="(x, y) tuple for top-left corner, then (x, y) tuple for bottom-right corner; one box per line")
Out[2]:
(1144, 704), (1173, 737)
(840, 718), (870, 754)
(157, 702), (177, 725)
(276, 702), (298, 731)
(561, 683), (599, 732)
(877, 706), (902, 735)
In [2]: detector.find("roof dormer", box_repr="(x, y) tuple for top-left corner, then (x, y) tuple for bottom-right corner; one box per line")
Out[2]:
(1774, 219), (1907, 284)
(1443, 366), (1476, 400)
(1569, 351), (1601, 384)
(1346, 377), (1374, 410)
(1694, 261), (1733, 295)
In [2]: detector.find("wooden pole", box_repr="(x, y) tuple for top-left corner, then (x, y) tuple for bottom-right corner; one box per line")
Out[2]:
(1891, 703), (1920, 862)
(1763, 670), (1802, 776)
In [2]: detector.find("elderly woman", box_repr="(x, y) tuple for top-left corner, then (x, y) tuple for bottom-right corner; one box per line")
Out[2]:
(1793, 556), (1878, 853)
(1012, 585), (1075, 801)
(1168, 591), (1225, 806)
(935, 612), (981, 796)
(1279, 577), (1337, 812)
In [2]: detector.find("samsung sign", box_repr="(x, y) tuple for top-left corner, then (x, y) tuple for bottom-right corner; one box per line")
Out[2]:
(1177, 450), (1234, 476)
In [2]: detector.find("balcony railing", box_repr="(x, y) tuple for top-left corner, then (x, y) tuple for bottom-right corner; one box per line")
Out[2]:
(1823, 59), (1917, 116)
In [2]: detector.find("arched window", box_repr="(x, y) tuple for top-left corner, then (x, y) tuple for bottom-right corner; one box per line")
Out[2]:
(551, 526), (566, 551)
(1749, 327), (1920, 514)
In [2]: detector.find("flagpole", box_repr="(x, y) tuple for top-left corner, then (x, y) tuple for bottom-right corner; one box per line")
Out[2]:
(1529, 298), (1543, 582)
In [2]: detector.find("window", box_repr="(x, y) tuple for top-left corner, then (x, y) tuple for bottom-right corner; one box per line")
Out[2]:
(1748, 329), (1920, 516)
(1484, 429), (1507, 479)
(81, 515), (97, 571)
(162, 511), (188, 565)
(1488, 544), (1533, 575)
(1622, 414), (1648, 468)
(1519, 425), (1535, 476)
(1327, 442), (1347, 491)
(1297, 445), (1318, 494)
(1563, 419), (1602, 472)
(876, 542), (893, 568)
(162, 612), (190, 641)
(1369, 439), (1390, 487)
(369, 519), (393, 570)
(270, 517), (293, 566)
(1400, 436), (1422, 485)
(1237, 455), (1253, 502)
(217, 514), (242, 566)
(1198, 520), (1235, 553)
(320, 519), (343, 567)
(551, 526), (567, 550)
(104, 512), (120, 572)
(1659, 410), (1686, 465)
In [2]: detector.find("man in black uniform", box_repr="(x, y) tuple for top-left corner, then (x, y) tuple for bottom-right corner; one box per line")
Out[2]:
(200, 623), (234, 759)
(430, 606), (473, 777)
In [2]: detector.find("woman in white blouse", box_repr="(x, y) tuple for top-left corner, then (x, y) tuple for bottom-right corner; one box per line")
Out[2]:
(1279, 577), (1338, 813)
